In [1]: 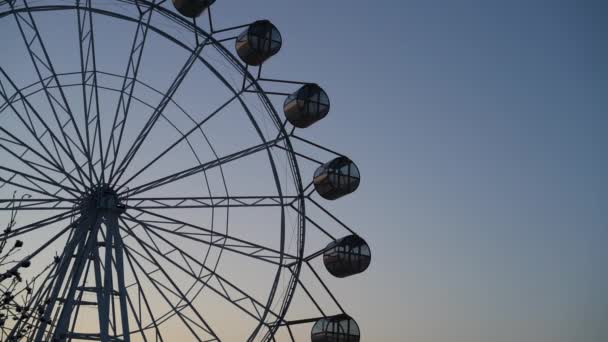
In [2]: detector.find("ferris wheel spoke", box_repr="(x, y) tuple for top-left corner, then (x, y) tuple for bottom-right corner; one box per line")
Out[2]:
(122, 289), (152, 342)
(123, 208), (298, 264)
(0, 164), (80, 198)
(105, 1), (160, 184)
(0, 174), (71, 201)
(0, 160), (73, 200)
(0, 72), (89, 190)
(0, 121), (77, 193)
(8, 1), (92, 184)
(117, 89), (244, 189)
(0, 126), (85, 195)
(126, 195), (299, 209)
(0, 208), (77, 241)
(122, 244), (166, 341)
(119, 259), (162, 342)
(135, 215), (286, 265)
(121, 228), (220, 341)
(120, 136), (286, 196)
(110, 39), (210, 189)
(120, 219), (282, 327)
(121, 262), (196, 329)
(0, 140), (78, 198)
(76, 0), (103, 184)
(122, 260), (213, 341)
(0, 84), (91, 187)
(46, 156), (106, 201)
(125, 214), (283, 315)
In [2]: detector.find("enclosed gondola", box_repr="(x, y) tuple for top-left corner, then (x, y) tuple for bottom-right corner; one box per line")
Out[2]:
(172, 0), (215, 18)
(235, 20), (282, 66)
(311, 314), (360, 342)
(323, 235), (371, 278)
(314, 157), (360, 200)
(284, 84), (330, 128)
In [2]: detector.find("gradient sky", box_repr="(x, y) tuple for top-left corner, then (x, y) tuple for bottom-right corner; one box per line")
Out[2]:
(242, 0), (606, 341)
(1, 0), (607, 341)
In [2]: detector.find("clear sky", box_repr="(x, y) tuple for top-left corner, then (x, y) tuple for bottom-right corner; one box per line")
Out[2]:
(0, 0), (606, 341)
(241, 0), (606, 341)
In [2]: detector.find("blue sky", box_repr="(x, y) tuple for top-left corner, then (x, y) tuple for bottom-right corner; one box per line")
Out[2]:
(0, 0), (606, 341)
(244, 0), (606, 340)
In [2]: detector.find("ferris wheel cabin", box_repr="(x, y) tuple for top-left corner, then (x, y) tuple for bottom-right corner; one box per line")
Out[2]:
(311, 314), (361, 342)
(314, 157), (360, 200)
(323, 235), (371, 278)
(172, 0), (216, 18)
(284, 84), (330, 128)
(236, 20), (282, 66)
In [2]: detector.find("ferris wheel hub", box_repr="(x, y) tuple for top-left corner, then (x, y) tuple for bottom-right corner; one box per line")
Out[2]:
(78, 185), (126, 215)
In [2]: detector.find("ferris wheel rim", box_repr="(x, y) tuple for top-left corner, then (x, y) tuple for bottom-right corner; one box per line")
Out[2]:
(0, 67), (296, 335)
(0, 1), (306, 339)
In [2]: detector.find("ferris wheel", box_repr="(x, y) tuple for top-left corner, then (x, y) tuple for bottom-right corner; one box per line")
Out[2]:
(0, 1), (371, 341)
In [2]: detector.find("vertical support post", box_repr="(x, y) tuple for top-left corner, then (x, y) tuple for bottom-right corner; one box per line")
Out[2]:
(51, 215), (102, 340)
(106, 212), (131, 341)
(33, 214), (100, 341)
(92, 234), (110, 341)
(100, 218), (114, 338)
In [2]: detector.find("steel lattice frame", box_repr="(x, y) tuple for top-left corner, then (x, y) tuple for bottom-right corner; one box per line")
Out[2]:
(0, 1), (366, 341)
